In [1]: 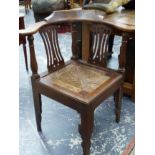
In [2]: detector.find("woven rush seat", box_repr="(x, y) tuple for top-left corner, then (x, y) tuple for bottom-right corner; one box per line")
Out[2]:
(37, 61), (122, 104)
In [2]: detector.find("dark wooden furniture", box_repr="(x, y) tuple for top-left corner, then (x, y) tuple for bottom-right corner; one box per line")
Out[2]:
(19, 14), (28, 71)
(20, 13), (124, 155)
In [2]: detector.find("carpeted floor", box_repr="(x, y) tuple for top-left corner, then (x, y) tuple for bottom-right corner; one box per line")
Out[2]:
(19, 6), (135, 155)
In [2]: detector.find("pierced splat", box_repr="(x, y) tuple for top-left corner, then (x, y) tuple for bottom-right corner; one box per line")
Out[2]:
(39, 25), (64, 71)
(88, 24), (112, 67)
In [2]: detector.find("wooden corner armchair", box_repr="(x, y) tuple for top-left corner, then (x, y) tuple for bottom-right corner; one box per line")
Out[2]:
(20, 18), (123, 154)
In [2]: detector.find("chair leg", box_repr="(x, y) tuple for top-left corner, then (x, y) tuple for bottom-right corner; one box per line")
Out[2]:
(114, 87), (123, 123)
(79, 109), (94, 155)
(33, 90), (42, 132)
(22, 43), (28, 72)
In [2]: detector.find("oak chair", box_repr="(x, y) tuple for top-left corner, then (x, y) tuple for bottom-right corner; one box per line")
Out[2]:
(22, 22), (123, 155)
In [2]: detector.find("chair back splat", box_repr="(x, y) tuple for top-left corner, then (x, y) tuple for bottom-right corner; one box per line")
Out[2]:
(88, 24), (112, 67)
(39, 25), (65, 72)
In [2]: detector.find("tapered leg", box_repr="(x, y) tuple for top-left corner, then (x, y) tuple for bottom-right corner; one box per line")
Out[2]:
(23, 44), (28, 72)
(31, 81), (42, 132)
(114, 87), (123, 123)
(79, 109), (94, 155)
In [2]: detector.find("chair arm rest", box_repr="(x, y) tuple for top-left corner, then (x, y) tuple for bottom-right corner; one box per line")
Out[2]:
(19, 21), (48, 36)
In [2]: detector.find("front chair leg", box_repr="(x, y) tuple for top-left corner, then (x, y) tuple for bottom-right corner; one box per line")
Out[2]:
(79, 109), (94, 155)
(33, 91), (42, 131)
(114, 87), (123, 123)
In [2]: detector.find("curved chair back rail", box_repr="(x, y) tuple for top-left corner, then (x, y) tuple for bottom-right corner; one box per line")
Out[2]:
(19, 9), (135, 36)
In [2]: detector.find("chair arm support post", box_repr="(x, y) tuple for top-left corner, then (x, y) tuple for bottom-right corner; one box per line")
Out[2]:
(71, 23), (79, 60)
(27, 35), (39, 78)
(119, 32), (128, 79)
